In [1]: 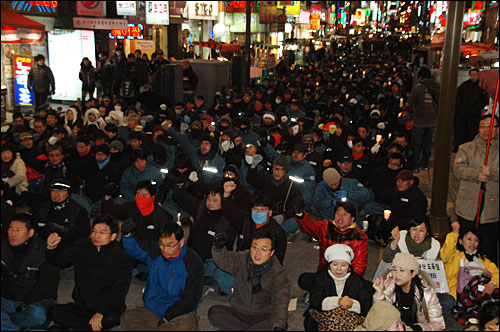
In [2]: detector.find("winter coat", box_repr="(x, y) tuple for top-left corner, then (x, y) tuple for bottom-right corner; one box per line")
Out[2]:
(28, 63), (55, 94)
(102, 198), (173, 243)
(383, 230), (441, 263)
(105, 110), (125, 126)
(310, 267), (372, 316)
(368, 165), (400, 205)
(84, 157), (124, 202)
(312, 179), (372, 220)
(211, 246), (290, 330)
(1, 235), (59, 304)
(296, 211), (368, 275)
(83, 108), (106, 129)
(374, 269), (445, 331)
(453, 135), (499, 224)
(389, 185), (428, 230)
(440, 231), (499, 300)
(20, 146), (47, 182)
(122, 236), (203, 320)
(408, 79), (440, 128)
(174, 187), (237, 261)
(120, 164), (164, 201)
(455, 79), (489, 120)
(79, 63), (96, 90)
(46, 239), (134, 316)
(3, 153), (28, 194)
(134, 58), (149, 86)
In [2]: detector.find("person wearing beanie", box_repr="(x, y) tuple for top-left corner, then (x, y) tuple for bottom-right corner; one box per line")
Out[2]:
(372, 252), (445, 331)
(85, 143), (121, 202)
(302, 133), (324, 183)
(304, 243), (373, 331)
(312, 167), (371, 221)
(246, 153), (305, 234)
(355, 302), (408, 331)
(296, 200), (368, 292)
(209, 164), (252, 212)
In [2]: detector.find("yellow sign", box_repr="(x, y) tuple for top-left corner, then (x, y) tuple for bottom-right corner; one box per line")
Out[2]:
(277, 1), (300, 15)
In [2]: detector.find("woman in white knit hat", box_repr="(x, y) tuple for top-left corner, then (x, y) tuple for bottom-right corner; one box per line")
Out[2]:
(373, 252), (445, 331)
(305, 243), (372, 331)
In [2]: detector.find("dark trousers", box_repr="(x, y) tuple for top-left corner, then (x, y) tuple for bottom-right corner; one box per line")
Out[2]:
(454, 116), (479, 150)
(208, 305), (272, 331)
(48, 303), (121, 331)
(457, 216), (499, 264)
(35, 92), (49, 107)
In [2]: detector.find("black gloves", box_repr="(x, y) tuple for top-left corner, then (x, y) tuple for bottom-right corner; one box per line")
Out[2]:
(214, 232), (228, 249)
(104, 182), (120, 197)
(121, 219), (136, 236)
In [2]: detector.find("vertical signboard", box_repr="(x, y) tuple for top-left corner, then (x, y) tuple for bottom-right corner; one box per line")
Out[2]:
(145, 1), (169, 25)
(13, 55), (35, 106)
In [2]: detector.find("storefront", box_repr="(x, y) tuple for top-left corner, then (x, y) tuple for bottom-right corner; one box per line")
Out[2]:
(182, 1), (218, 59)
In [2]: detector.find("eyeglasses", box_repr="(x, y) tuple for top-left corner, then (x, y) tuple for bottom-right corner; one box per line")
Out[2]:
(91, 230), (110, 236)
(158, 240), (179, 249)
(251, 245), (272, 254)
(479, 125), (499, 129)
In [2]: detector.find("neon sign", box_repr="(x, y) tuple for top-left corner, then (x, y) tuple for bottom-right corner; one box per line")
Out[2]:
(10, 1), (58, 15)
(13, 56), (35, 107)
(109, 24), (144, 39)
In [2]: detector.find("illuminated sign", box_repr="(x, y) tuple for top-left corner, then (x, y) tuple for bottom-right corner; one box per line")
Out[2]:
(116, 1), (137, 16)
(471, 1), (485, 12)
(466, 9), (482, 27)
(277, 1), (300, 15)
(299, 10), (310, 24)
(13, 56), (35, 106)
(10, 1), (58, 15)
(352, 8), (370, 26)
(109, 23), (143, 39)
(227, 1), (262, 10)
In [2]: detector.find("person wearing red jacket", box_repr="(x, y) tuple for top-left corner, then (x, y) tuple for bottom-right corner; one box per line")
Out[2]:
(296, 200), (368, 292)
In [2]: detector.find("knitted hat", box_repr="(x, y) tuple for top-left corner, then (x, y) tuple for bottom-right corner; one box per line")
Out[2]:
(94, 144), (110, 156)
(302, 134), (313, 144)
(191, 121), (202, 130)
(391, 252), (419, 271)
(263, 111), (276, 122)
(19, 132), (34, 141)
(273, 155), (289, 172)
(370, 109), (381, 118)
(396, 169), (414, 181)
(220, 115), (232, 124)
(324, 244), (354, 264)
(359, 302), (401, 331)
(323, 168), (341, 186)
(110, 140), (124, 152)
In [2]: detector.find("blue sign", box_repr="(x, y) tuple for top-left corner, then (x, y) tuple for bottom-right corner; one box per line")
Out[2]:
(13, 56), (35, 107)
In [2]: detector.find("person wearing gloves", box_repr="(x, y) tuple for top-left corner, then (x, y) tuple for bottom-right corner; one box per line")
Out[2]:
(120, 220), (204, 331)
(372, 252), (445, 331)
(119, 149), (163, 201)
(239, 144), (265, 195)
(305, 244), (373, 331)
(207, 229), (290, 331)
(355, 301), (411, 331)
(297, 200), (369, 293)
(212, 164), (252, 212)
(312, 168), (372, 220)
(246, 154), (305, 233)
(440, 221), (499, 323)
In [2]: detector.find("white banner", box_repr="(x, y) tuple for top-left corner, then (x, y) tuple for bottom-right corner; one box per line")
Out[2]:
(116, 1), (137, 16)
(418, 259), (450, 293)
(145, 1), (169, 25)
(73, 17), (128, 30)
(187, 1), (218, 20)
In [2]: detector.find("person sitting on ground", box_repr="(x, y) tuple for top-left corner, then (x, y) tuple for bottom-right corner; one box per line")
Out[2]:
(305, 244), (373, 331)
(120, 149), (163, 201)
(463, 302), (499, 331)
(46, 214), (134, 331)
(354, 301), (411, 331)
(1, 214), (59, 331)
(372, 252), (445, 331)
(297, 200), (369, 294)
(1, 142), (28, 204)
(120, 221), (203, 331)
(440, 221), (499, 323)
(208, 229), (290, 331)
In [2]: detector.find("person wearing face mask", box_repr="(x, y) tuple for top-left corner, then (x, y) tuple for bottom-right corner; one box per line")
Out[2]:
(173, 184), (237, 296)
(221, 191), (287, 265)
(305, 244), (372, 331)
(218, 131), (241, 168)
(236, 118), (260, 146)
(302, 134), (325, 183)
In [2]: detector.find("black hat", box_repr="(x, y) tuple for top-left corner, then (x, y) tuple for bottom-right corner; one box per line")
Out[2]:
(94, 144), (110, 156)
(50, 178), (71, 191)
(338, 151), (354, 163)
(291, 143), (306, 154)
(174, 152), (192, 169)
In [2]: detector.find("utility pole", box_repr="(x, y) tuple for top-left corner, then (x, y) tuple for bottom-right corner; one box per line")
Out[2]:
(429, 1), (466, 240)
(245, 0), (251, 87)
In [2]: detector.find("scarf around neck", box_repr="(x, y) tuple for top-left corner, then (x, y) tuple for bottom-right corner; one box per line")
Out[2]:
(246, 251), (274, 294)
(405, 231), (432, 258)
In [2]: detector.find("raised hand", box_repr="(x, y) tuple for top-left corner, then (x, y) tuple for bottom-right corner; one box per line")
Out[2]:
(373, 277), (385, 295)
(451, 221), (460, 234)
(47, 232), (62, 249)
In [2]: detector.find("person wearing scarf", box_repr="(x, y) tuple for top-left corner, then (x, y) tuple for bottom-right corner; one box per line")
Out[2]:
(208, 229), (290, 331)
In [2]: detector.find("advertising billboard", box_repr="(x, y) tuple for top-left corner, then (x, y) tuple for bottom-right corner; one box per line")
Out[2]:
(13, 55), (35, 106)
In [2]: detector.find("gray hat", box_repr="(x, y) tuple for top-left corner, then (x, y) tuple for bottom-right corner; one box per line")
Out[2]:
(273, 155), (289, 173)
(110, 140), (124, 152)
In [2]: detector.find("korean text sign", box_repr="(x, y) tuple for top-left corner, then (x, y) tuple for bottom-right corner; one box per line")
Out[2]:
(418, 259), (450, 293)
(13, 56), (35, 106)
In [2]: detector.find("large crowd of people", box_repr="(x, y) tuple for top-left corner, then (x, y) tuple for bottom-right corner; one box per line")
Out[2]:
(1, 37), (498, 331)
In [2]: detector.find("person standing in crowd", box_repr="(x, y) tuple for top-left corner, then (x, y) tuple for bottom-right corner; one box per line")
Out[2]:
(46, 214), (134, 331)
(408, 67), (440, 173)
(454, 68), (490, 151)
(28, 54), (55, 107)
(181, 59), (198, 101)
(184, 45), (199, 59)
(453, 115), (499, 263)
(79, 57), (96, 104)
(149, 49), (169, 92)
(1, 214), (59, 331)
(207, 229), (290, 331)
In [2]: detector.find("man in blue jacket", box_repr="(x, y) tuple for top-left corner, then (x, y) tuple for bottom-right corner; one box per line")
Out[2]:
(120, 149), (164, 201)
(120, 220), (203, 331)
(312, 168), (372, 220)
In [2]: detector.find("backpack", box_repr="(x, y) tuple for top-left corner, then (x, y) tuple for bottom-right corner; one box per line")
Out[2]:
(120, 78), (135, 98)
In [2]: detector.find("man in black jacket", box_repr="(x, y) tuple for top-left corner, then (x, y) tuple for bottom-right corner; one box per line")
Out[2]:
(27, 54), (55, 107)
(19, 131), (47, 192)
(46, 214), (134, 331)
(1, 214), (59, 331)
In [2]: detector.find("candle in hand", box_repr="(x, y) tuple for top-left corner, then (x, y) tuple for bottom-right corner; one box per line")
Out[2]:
(384, 210), (391, 221)
(177, 213), (181, 226)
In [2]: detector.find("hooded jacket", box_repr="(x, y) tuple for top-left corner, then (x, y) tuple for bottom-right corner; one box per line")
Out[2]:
(374, 269), (445, 331)
(3, 152), (28, 195)
(105, 110), (125, 127)
(83, 108), (106, 128)
(453, 134), (499, 224)
(408, 79), (440, 128)
(296, 211), (368, 275)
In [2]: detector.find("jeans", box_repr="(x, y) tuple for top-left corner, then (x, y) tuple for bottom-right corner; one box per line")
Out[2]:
(204, 258), (234, 296)
(412, 126), (435, 169)
(1, 297), (57, 331)
(281, 217), (299, 233)
(437, 293), (456, 312)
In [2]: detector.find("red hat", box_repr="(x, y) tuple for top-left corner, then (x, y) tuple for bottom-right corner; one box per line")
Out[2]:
(396, 169), (414, 181)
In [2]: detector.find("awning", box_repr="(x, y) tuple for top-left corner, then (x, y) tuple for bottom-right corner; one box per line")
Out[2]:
(1, 8), (45, 44)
